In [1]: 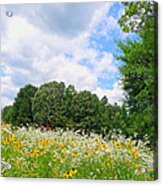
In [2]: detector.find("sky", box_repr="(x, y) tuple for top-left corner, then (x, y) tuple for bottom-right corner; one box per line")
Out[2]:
(1, 2), (136, 107)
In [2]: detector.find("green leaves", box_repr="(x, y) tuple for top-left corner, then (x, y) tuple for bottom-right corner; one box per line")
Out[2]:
(2, 85), (38, 126)
(2, 105), (13, 124)
(2, 80), (129, 137)
(119, 1), (157, 34)
(32, 81), (67, 127)
(117, 1), (158, 145)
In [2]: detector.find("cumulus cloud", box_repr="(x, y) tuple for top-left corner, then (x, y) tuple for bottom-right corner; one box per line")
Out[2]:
(1, 2), (124, 107)
(4, 2), (111, 38)
(94, 80), (125, 106)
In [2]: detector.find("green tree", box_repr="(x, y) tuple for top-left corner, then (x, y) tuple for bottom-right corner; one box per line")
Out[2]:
(2, 105), (13, 124)
(32, 81), (69, 128)
(99, 101), (127, 135)
(117, 1), (158, 144)
(71, 90), (100, 131)
(12, 84), (38, 125)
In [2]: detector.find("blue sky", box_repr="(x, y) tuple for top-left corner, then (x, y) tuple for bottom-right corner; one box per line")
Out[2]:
(1, 2), (136, 107)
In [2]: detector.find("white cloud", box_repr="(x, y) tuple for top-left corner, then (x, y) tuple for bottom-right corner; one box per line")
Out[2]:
(1, 76), (19, 106)
(1, 97), (13, 108)
(4, 2), (111, 38)
(92, 15), (118, 39)
(1, 2), (124, 107)
(93, 52), (117, 77)
(32, 54), (98, 91)
(94, 80), (124, 105)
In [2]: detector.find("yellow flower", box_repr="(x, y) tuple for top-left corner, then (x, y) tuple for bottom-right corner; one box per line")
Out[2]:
(43, 139), (49, 145)
(9, 134), (15, 142)
(14, 161), (20, 168)
(129, 149), (135, 154)
(107, 162), (111, 167)
(51, 139), (56, 145)
(30, 153), (36, 157)
(95, 138), (102, 143)
(63, 171), (72, 178)
(61, 148), (68, 154)
(63, 172), (69, 178)
(90, 149), (99, 154)
(129, 147), (139, 155)
(70, 141), (75, 147)
(115, 143), (122, 149)
(110, 140), (116, 145)
(148, 168), (154, 173)
(135, 164), (141, 168)
(13, 147), (20, 152)
(134, 153), (140, 159)
(125, 159), (131, 163)
(56, 143), (61, 148)
(71, 152), (78, 157)
(32, 173), (38, 177)
(43, 145), (48, 149)
(63, 169), (77, 178)
(61, 142), (65, 146)
(2, 138), (9, 145)
(84, 152), (90, 157)
(39, 152), (43, 156)
(135, 147), (139, 152)
(95, 145), (100, 149)
(101, 144), (107, 150)
(70, 168), (77, 175)
(126, 141), (135, 147)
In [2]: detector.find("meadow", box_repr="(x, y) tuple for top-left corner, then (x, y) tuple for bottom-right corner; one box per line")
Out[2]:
(1, 122), (156, 180)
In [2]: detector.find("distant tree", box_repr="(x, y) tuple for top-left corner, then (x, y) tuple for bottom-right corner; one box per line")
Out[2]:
(98, 101), (127, 135)
(71, 90), (100, 131)
(32, 81), (69, 128)
(12, 84), (38, 125)
(2, 80), (130, 137)
(2, 105), (13, 124)
(64, 84), (77, 118)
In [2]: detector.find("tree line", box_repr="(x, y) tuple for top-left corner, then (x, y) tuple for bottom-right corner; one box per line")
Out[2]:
(2, 82), (128, 136)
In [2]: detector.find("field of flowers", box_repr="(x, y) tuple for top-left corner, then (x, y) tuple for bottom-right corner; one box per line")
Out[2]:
(1, 122), (157, 180)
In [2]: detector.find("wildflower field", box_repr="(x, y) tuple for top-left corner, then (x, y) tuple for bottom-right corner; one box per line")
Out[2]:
(1, 122), (157, 180)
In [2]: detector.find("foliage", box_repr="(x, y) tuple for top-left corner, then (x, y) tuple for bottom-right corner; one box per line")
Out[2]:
(1, 123), (157, 180)
(1, 105), (13, 124)
(71, 90), (100, 131)
(31, 81), (128, 135)
(118, 1), (157, 34)
(2, 80), (129, 136)
(32, 81), (68, 127)
(117, 1), (158, 145)
(2, 84), (38, 126)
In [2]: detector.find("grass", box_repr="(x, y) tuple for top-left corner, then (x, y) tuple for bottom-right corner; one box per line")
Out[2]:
(1, 122), (157, 180)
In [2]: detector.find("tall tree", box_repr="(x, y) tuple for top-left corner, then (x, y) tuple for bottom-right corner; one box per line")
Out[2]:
(71, 90), (100, 131)
(117, 1), (158, 144)
(12, 84), (38, 125)
(32, 81), (69, 128)
(2, 105), (13, 124)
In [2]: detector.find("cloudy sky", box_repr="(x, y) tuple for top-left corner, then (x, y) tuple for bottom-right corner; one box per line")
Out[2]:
(1, 2), (136, 107)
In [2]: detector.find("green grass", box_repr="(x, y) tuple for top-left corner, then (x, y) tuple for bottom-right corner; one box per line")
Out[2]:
(1, 123), (157, 180)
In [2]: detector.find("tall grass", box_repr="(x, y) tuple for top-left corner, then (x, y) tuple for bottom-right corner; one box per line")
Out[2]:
(1, 122), (157, 180)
